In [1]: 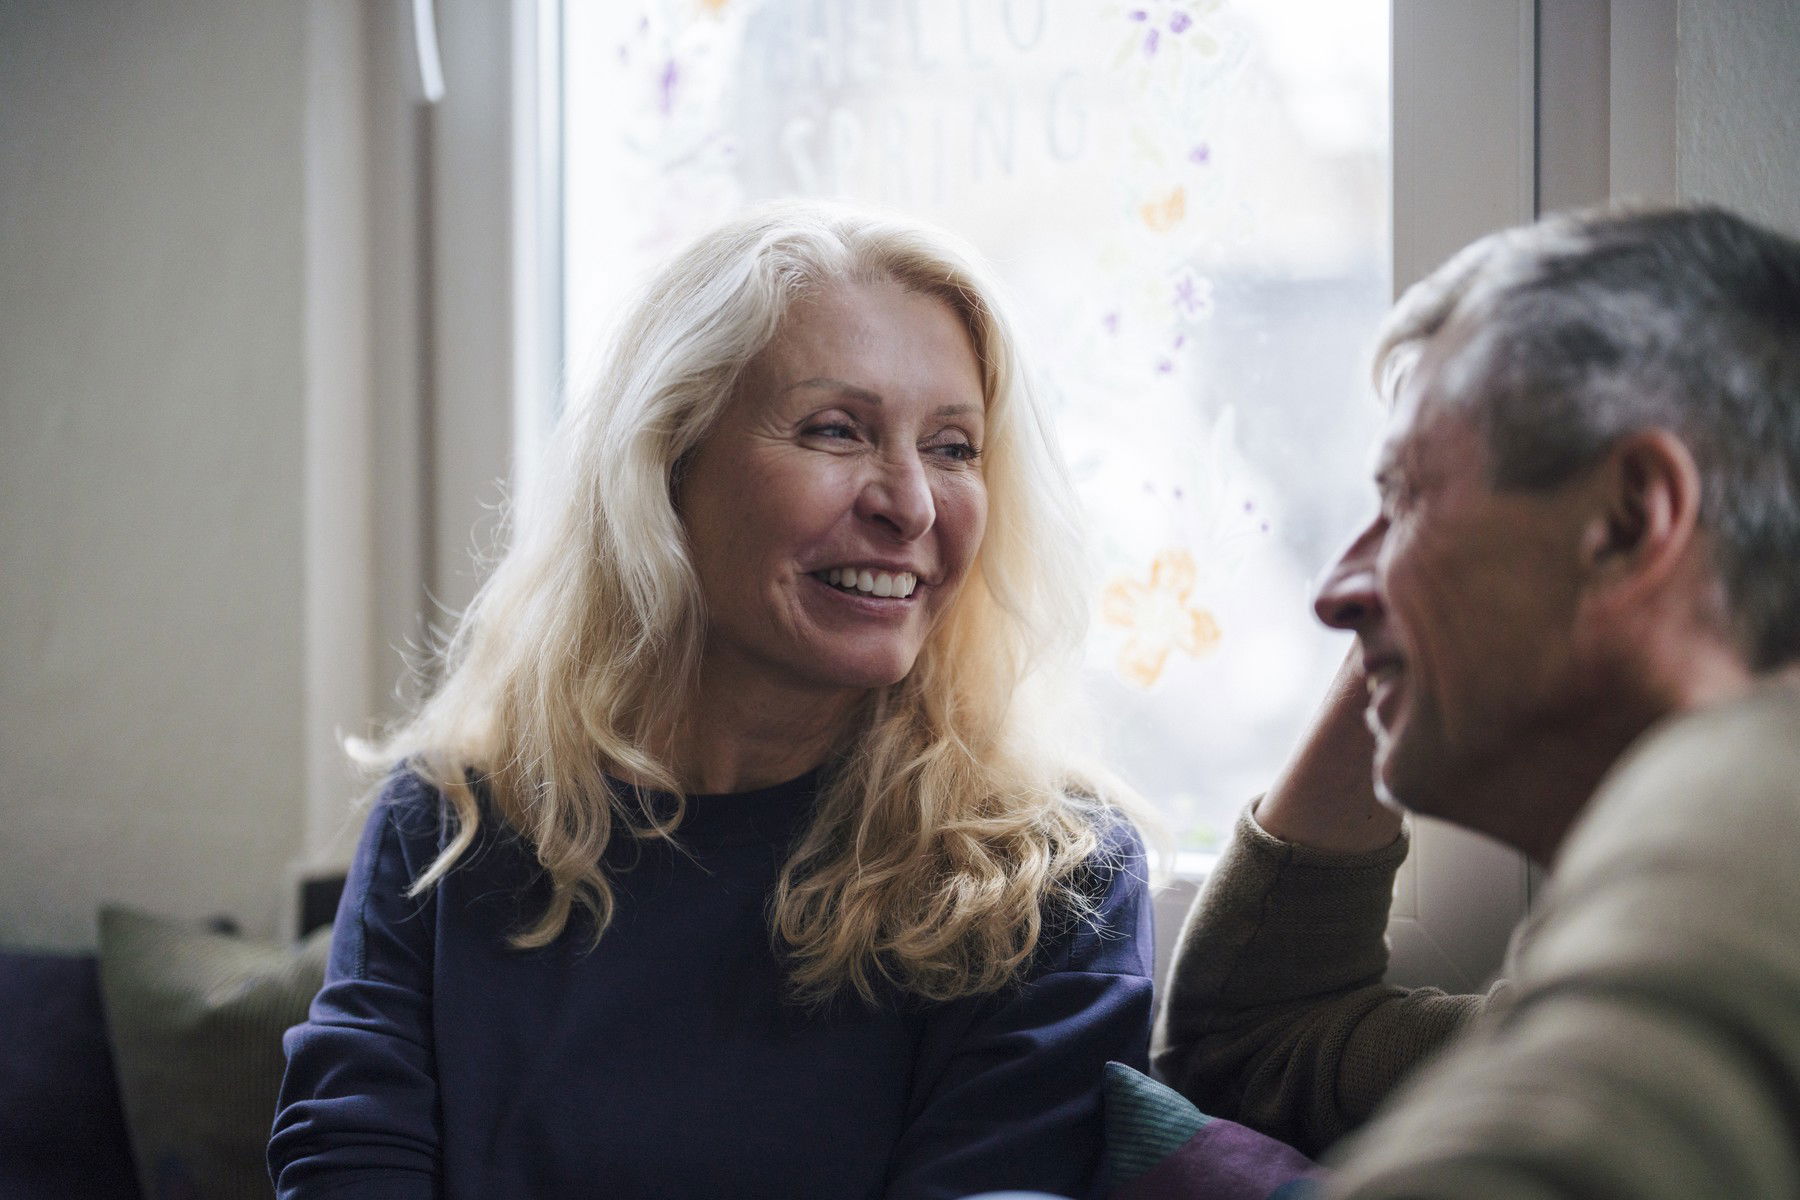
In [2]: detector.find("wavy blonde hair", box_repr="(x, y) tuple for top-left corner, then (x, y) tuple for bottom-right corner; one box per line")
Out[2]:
(358, 200), (1140, 1005)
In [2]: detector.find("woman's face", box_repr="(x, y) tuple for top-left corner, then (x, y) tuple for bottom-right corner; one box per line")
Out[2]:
(679, 277), (989, 705)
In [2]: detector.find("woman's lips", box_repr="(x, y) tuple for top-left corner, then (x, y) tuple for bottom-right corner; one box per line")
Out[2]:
(804, 571), (918, 614)
(809, 566), (919, 599)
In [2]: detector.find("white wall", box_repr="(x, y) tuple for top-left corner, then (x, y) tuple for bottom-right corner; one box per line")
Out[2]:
(1, 0), (310, 948)
(1677, 0), (1800, 234)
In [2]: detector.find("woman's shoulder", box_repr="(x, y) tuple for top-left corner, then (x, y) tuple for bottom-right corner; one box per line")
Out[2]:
(373, 762), (443, 810)
(363, 761), (501, 851)
(367, 762), (450, 825)
(341, 765), (449, 872)
(348, 763), (532, 906)
(1031, 803), (1153, 979)
(1079, 809), (1150, 909)
(1091, 804), (1149, 862)
(1063, 793), (1150, 892)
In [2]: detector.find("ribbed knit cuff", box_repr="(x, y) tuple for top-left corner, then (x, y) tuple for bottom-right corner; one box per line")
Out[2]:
(1192, 802), (1409, 1005)
(1237, 798), (1409, 871)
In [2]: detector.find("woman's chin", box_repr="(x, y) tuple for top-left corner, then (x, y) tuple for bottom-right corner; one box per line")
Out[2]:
(798, 642), (924, 694)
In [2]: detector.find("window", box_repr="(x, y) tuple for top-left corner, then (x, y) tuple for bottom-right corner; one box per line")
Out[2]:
(558, 0), (1391, 859)
(423, 0), (1650, 988)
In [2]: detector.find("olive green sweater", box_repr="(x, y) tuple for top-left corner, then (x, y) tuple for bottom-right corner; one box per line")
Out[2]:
(1155, 683), (1800, 1198)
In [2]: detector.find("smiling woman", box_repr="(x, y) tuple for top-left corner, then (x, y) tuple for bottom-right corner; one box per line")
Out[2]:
(268, 201), (1154, 1200)
(679, 278), (990, 710)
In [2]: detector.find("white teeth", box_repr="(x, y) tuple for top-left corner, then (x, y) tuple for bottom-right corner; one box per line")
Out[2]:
(812, 568), (919, 598)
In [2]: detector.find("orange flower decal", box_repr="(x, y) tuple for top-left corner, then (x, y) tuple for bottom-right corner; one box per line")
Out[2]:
(1139, 186), (1186, 233)
(1102, 548), (1221, 688)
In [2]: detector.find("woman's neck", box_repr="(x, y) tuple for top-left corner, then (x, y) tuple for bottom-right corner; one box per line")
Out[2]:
(663, 676), (865, 794)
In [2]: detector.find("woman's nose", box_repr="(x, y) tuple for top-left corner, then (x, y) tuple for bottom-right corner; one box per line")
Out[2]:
(856, 452), (936, 541)
(1314, 523), (1384, 631)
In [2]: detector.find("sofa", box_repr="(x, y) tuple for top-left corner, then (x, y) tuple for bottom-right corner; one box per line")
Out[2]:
(0, 892), (1313, 1200)
(0, 891), (340, 1200)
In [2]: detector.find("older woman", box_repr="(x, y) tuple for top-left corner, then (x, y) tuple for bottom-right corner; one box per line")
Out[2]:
(269, 202), (1153, 1200)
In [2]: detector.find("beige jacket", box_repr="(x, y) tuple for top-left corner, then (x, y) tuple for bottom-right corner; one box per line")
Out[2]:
(1154, 683), (1800, 1198)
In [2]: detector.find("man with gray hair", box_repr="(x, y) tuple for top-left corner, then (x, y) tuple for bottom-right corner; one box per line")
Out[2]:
(1156, 206), (1800, 1197)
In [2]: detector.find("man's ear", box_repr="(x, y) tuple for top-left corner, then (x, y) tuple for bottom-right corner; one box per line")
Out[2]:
(1577, 429), (1703, 594)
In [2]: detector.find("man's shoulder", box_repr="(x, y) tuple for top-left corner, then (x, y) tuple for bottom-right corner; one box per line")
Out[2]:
(1589, 681), (1800, 829)
(1486, 682), (1800, 1067)
(1549, 680), (1800, 911)
(1635, 677), (1800, 764)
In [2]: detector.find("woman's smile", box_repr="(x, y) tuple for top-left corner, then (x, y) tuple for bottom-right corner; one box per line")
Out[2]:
(809, 566), (920, 599)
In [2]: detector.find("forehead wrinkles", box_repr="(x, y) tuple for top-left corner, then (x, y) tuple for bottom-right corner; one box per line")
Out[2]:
(1385, 322), (1498, 484)
(1415, 318), (1502, 436)
(1375, 374), (1431, 491)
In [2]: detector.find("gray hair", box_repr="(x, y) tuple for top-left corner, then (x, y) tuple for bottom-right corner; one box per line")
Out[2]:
(1375, 206), (1800, 669)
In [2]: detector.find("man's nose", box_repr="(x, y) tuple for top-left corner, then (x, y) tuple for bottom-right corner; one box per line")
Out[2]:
(856, 452), (936, 541)
(1314, 523), (1384, 631)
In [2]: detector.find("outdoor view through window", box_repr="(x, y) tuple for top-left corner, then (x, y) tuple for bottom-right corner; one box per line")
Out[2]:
(562, 0), (1391, 858)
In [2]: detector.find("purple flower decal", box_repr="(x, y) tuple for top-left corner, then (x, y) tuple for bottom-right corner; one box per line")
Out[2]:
(1128, 9), (1148, 20)
(1144, 29), (1160, 56)
(1170, 10), (1193, 33)
(658, 59), (679, 115)
(1188, 143), (1211, 165)
(1172, 269), (1214, 321)
(1102, 311), (1120, 335)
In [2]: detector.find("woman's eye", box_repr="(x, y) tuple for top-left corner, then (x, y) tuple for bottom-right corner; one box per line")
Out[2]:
(930, 440), (983, 463)
(805, 421), (860, 442)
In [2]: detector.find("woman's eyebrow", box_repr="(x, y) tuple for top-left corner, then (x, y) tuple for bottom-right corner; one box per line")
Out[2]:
(782, 377), (981, 418)
(782, 377), (883, 405)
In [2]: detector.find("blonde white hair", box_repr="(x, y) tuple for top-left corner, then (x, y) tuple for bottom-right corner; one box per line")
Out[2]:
(358, 199), (1138, 1005)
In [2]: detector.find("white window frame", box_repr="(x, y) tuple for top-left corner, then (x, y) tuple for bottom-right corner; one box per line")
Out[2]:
(1385, 0), (1675, 991)
(292, 0), (563, 911)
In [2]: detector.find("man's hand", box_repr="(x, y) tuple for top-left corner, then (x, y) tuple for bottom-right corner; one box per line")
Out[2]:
(1255, 649), (1402, 854)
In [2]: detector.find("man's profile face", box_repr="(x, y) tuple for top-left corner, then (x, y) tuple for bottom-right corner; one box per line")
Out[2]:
(1314, 339), (1592, 827)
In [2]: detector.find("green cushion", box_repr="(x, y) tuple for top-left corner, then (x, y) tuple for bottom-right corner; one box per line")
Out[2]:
(1102, 1060), (1212, 1189)
(96, 906), (331, 1200)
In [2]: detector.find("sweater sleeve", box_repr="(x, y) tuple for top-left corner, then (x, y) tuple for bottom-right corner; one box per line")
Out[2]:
(1153, 803), (1487, 1157)
(1319, 690), (1800, 1199)
(883, 821), (1156, 1200)
(268, 772), (444, 1200)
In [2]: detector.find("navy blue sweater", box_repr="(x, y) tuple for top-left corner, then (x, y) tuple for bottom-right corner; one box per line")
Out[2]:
(269, 768), (1153, 1200)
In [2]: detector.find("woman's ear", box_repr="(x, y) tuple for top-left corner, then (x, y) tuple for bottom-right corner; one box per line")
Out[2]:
(1578, 428), (1703, 594)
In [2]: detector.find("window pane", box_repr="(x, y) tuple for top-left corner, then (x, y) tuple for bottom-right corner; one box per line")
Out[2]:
(562, 0), (1390, 853)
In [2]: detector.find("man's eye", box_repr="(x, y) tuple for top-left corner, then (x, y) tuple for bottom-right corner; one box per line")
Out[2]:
(1376, 480), (1410, 518)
